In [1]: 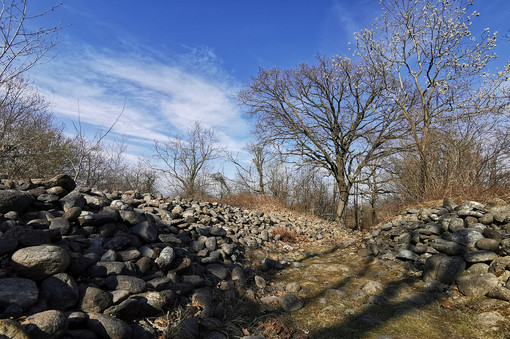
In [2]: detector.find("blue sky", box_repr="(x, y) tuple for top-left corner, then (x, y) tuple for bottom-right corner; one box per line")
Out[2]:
(26, 0), (510, 165)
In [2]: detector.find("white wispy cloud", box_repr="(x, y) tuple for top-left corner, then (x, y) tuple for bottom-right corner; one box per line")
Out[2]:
(30, 43), (251, 161)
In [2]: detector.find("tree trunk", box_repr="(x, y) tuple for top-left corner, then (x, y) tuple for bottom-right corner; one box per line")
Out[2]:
(335, 179), (350, 225)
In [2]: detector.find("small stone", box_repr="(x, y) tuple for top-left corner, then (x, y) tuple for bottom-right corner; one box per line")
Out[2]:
(118, 210), (142, 226)
(487, 286), (510, 302)
(80, 286), (112, 313)
(205, 237), (217, 251)
(44, 174), (76, 192)
(262, 258), (283, 269)
(464, 251), (498, 263)
(205, 264), (228, 280)
(62, 207), (82, 221)
(475, 238), (500, 252)
(49, 217), (71, 235)
(448, 218), (465, 232)
(59, 191), (86, 211)
(431, 239), (469, 256)
(396, 249), (419, 261)
(254, 275), (266, 289)
(209, 226), (226, 236)
(0, 319), (30, 339)
(423, 254), (466, 284)
(451, 229), (485, 250)
(104, 275), (147, 293)
(155, 246), (175, 270)
(280, 293), (304, 312)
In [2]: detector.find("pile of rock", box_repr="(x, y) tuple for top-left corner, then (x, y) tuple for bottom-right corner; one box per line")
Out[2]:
(0, 174), (333, 338)
(366, 198), (510, 300)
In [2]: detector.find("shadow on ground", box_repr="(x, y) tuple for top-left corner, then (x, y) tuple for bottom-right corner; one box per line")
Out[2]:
(260, 242), (461, 339)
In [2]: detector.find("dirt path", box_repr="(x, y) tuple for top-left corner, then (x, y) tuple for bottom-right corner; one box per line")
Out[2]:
(249, 238), (510, 339)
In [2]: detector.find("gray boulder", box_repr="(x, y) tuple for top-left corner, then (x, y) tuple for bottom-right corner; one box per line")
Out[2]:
(155, 246), (175, 270)
(456, 273), (499, 297)
(0, 278), (38, 308)
(131, 221), (157, 243)
(423, 254), (466, 284)
(464, 251), (498, 263)
(11, 245), (70, 280)
(40, 273), (79, 310)
(280, 293), (304, 312)
(25, 310), (67, 339)
(450, 229), (485, 250)
(104, 275), (146, 293)
(87, 313), (132, 339)
(59, 191), (86, 211)
(0, 190), (32, 213)
(44, 174), (76, 192)
(80, 286), (112, 313)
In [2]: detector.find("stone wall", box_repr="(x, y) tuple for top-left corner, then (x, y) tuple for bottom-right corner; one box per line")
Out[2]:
(366, 198), (510, 300)
(0, 174), (339, 338)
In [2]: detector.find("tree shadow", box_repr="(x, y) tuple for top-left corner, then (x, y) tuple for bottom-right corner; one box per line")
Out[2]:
(306, 258), (451, 339)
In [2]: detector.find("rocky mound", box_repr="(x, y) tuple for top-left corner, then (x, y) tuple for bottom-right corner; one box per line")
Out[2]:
(366, 198), (510, 300)
(0, 174), (340, 339)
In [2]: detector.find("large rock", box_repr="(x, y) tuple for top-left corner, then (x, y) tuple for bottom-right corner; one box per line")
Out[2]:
(456, 273), (499, 297)
(0, 278), (38, 308)
(59, 191), (86, 211)
(40, 273), (79, 310)
(87, 313), (132, 339)
(430, 239), (469, 256)
(450, 229), (485, 250)
(0, 190), (32, 213)
(44, 174), (76, 192)
(11, 245), (70, 280)
(423, 254), (466, 284)
(118, 210), (142, 226)
(131, 221), (157, 242)
(25, 310), (67, 339)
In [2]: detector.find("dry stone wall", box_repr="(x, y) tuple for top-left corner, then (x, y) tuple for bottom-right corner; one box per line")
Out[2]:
(366, 198), (510, 300)
(0, 174), (337, 339)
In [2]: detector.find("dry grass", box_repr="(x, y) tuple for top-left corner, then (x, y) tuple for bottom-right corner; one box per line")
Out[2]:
(271, 227), (301, 243)
(214, 193), (289, 214)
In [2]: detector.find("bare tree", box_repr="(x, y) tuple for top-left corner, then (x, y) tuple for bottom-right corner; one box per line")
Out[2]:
(64, 101), (125, 187)
(227, 140), (278, 195)
(0, 77), (69, 177)
(121, 159), (157, 193)
(239, 55), (404, 223)
(355, 0), (510, 199)
(0, 0), (63, 84)
(151, 121), (222, 197)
